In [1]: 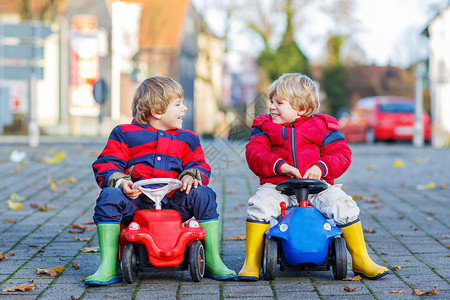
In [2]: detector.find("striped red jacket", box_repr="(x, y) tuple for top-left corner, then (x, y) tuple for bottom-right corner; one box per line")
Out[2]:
(92, 121), (211, 189)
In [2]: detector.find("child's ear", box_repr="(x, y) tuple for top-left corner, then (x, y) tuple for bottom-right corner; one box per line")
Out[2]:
(297, 108), (308, 116)
(151, 109), (162, 120)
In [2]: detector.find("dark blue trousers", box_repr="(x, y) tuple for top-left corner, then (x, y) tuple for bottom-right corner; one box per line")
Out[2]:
(93, 186), (219, 225)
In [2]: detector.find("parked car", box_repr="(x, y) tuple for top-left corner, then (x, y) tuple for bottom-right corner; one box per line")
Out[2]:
(338, 96), (431, 143)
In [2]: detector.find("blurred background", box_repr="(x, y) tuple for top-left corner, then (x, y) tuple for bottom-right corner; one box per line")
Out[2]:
(0, 0), (449, 148)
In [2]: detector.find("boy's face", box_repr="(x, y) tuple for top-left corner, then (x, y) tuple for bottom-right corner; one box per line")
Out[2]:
(270, 97), (305, 124)
(158, 98), (187, 130)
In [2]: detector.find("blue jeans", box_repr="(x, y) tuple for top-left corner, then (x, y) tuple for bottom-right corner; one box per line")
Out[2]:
(93, 186), (219, 225)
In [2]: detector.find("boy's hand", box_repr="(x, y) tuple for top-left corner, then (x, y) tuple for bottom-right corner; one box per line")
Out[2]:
(180, 175), (202, 194)
(280, 163), (301, 179)
(121, 180), (142, 199)
(303, 165), (322, 180)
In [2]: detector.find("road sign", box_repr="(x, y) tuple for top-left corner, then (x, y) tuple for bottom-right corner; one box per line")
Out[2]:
(1, 44), (44, 60)
(1, 66), (43, 80)
(93, 78), (108, 105)
(1, 23), (53, 39)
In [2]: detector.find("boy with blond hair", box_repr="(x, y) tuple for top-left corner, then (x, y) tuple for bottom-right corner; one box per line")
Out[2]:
(238, 73), (389, 281)
(85, 75), (236, 286)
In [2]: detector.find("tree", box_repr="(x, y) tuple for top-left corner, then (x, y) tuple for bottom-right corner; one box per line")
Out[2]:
(248, 0), (311, 83)
(322, 35), (350, 116)
(19, 0), (68, 22)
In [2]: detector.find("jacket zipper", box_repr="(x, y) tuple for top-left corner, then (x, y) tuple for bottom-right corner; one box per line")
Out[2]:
(289, 122), (297, 168)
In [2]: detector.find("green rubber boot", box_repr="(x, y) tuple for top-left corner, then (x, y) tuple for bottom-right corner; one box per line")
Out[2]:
(85, 223), (123, 286)
(200, 220), (237, 280)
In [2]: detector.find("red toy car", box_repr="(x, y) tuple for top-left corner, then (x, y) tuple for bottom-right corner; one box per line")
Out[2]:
(119, 178), (206, 283)
(339, 96), (431, 143)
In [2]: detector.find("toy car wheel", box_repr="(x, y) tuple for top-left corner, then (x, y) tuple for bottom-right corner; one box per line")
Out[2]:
(262, 237), (278, 280)
(122, 242), (139, 284)
(331, 237), (347, 280)
(189, 240), (205, 282)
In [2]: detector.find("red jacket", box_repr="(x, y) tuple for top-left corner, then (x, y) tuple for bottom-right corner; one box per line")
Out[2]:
(246, 114), (351, 185)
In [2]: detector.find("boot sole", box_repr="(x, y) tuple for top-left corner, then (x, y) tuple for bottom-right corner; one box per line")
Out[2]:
(237, 275), (259, 281)
(84, 276), (123, 286)
(205, 272), (237, 280)
(354, 270), (390, 280)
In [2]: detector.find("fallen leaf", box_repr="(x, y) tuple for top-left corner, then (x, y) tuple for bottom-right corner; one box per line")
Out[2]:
(28, 244), (39, 248)
(389, 289), (406, 294)
(416, 182), (436, 190)
(364, 227), (376, 233)
(36, 265), (66, 276)
(41, 152), (66, 164)
(351, 195), (364, 200)
(343, 285), (360, 292)
(225, 234), (246, 241)
(413, 157), (430, 163)
(73, 237), (90, 241)
(71, 224), (96, 231)
(80, 246), (99, 253)
(413, 289), (423, 295)
(393, 265), (402, 270)
(15, 163), (26, 173)
(72, 262), (80, 269)
(2, 219), (16, 223)
(393, 159), (405, 168)
(424, 286), (438, 295)
(364, 164), (378, 170)
(426, 217), (434, 221)
(10, 193), (26, 201)
(343, 275), (361, 281)
(2, 283), (38, 292)
(366, 199), (378, 203)
(7, 201), (23, 210)
(226, 189), (235, 194)
(440, 184), (448, 189)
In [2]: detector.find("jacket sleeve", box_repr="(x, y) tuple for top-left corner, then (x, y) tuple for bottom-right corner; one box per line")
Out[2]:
(246, 127), (287, 178)
(92, 126), (131, 189)
(179, 132), (211, 186)
(313, 115), (352, 180)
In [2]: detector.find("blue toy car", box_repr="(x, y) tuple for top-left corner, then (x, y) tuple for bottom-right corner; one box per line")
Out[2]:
(262, 179), (347, 280)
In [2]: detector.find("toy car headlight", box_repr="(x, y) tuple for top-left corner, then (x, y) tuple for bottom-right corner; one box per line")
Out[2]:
(187, 220), (200, 228)
(128, 222), (140, 230)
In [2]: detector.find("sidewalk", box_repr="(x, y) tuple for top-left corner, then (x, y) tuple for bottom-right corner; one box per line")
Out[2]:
(0, 137), (448, 299)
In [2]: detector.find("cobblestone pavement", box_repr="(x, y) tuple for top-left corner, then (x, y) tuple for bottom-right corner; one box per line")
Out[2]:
(0, 136), (448, 299)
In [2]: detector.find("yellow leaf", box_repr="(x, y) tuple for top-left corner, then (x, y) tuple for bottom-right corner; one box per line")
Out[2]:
(393, 159), (405, 168)
(416, 182), (435, 190)
(36, 265), (66, 276)
(364, 164), (378, 170)
(413, 157), (429, 163)
(10, 193), (25, 201)
(7, 201), (23, 210)
(42, 152), (66, 164)
(80, 246), (99, 253)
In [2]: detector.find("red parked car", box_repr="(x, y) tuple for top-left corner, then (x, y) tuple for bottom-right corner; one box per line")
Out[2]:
(338, 96), (431, 143)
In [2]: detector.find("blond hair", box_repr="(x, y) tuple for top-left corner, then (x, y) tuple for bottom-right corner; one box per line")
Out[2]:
(132, 75), (184, 124)
(268, 73), (319, 117)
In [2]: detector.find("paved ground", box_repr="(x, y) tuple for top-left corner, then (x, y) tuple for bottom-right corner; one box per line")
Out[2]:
(0, 136), (448, 299)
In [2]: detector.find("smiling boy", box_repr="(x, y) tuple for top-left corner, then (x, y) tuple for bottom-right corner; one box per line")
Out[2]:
(85, 75), (236, 286)
(238, 73), (389, 281)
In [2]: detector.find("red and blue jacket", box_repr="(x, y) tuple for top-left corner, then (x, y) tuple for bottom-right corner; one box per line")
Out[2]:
(93, 121), (211, 189)
(246, 114), (351, 185)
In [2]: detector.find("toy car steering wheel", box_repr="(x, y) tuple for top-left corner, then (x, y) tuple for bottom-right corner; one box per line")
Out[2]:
(132, 178), (182, 209)
(276, 179), (328, 207)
